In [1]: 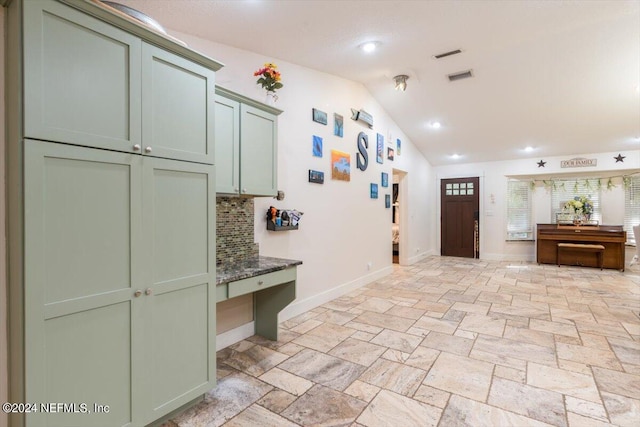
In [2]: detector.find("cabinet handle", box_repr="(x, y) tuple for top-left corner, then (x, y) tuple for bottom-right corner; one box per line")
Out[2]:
(257, 280), (264, 286)
(242, 188), (247, 193)
(133, 144), (141, 151)
(145, 288), (153, 296)
(134, 290), (142, 297)
(144, 146), (153, 153)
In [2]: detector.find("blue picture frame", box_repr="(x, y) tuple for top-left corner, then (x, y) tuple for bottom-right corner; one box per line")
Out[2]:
(312, 108), (328, 125)
(376, 133), (384, 164)
(370, 183), (378, 199)
(381, 172), (388, 187)
(334, 113), (344, 137)
(312, 135), (323, 157)
(385, 194), (391, 208)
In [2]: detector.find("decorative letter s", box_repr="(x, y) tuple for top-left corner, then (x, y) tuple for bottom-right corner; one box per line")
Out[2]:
(356, 132), (368, 171)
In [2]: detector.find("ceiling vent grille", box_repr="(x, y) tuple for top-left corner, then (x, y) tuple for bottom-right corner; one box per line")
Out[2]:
(447, 70), (473, 82)
(433, 49), (462, 59)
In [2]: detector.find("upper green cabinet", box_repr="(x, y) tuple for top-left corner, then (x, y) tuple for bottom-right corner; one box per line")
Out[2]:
(23, 0), (142, 151)
(215, 87), (282, 196)
(23, 0), (217, 164)
(142, 44), (215, 164)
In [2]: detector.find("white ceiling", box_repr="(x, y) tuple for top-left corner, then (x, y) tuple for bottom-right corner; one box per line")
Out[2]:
(121, 0), (640, 166)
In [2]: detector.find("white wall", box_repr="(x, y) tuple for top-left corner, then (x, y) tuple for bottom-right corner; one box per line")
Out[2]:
(173, 31), (435, 323)
(1, 7), (8, 427)
(434, 150), (639, 261)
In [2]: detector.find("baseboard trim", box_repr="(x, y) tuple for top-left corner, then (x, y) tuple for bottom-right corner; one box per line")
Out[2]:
(214, 266), (393, 350)
(482, 252), (536, 262)
(278, 266), (393, 322)
(216, 322), (255, 351)
(407, 251), (431, 265)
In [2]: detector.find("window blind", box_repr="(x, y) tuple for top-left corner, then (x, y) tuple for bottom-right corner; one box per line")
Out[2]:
(624, 175), (640, 245)
(506, 180), (532, 240)
(550, 178), (601, 223)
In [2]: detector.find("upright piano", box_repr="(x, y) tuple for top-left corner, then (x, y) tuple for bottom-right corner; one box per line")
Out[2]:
(536, 224), (626, 271)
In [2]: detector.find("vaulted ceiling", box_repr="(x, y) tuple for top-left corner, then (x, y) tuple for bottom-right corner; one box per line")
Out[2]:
(121, 0), (640, 166)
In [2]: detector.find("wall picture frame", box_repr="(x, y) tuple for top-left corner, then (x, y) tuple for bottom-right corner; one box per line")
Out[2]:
(397, 138), (401, 156)
(385, 194), (391, 208)
(308, 169), (324, 184)
(334, 113), (344, 137)
(370, 183), (378, 199)
(376, 133), (384, 164)
(381, 172), (388, 187)
(331, 150), (351, 181)
(312, 108), (328, 125)
(387, 147), (395, 161)
(312, 135), (323, 157)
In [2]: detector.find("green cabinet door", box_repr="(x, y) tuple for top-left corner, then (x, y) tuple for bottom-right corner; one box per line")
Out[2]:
(214, 94), (240, 193)
(23, 141), (216, 427)
(139, 158), (216, 422)
(24, 140), (143, 427)
(240, 104), (278, 196)
(23, 0), (142, 152)
(142, 43), (216, 164)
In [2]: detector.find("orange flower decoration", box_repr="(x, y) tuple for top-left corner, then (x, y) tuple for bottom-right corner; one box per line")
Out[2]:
(254, 62), (284, 92)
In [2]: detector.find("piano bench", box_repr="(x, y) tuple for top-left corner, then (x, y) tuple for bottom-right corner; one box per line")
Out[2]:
(557, 243), (605, 270)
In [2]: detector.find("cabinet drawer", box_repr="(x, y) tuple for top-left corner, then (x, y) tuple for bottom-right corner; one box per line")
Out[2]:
(228, 268), (296, 299)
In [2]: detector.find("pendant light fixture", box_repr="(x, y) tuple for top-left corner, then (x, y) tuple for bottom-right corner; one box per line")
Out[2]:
(393, 74), (409, 91)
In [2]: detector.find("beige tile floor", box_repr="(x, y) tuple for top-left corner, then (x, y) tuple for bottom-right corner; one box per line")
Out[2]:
(164, 256), (640, 427)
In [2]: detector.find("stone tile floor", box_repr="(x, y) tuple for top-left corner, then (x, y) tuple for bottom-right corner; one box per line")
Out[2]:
(164, 256), (640, 426)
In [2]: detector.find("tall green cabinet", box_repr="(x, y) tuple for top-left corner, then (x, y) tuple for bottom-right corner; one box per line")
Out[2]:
(6, 1), (223, 426)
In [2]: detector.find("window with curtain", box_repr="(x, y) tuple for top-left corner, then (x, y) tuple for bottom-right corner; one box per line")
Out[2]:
(506, 180), (532, 240)
(550, 178), (601, 223)
(624, 175), (640, 245)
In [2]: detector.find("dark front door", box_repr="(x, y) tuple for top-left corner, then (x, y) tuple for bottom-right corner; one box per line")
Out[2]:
(441, 177), (479, 258)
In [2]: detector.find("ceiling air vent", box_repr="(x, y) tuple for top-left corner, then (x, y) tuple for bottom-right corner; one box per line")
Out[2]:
(447, 69), (473, 82)
(433, 49), (462, 59)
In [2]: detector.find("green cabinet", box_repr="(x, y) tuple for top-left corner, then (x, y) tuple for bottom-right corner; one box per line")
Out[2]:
(23, 140), (216, 426)
(7, 1), (222, 426)
(215, 87), (281, 196)
(24, 0), (217, 164)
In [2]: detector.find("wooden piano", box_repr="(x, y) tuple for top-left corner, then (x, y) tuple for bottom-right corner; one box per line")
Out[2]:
(536, 224), (626, 271)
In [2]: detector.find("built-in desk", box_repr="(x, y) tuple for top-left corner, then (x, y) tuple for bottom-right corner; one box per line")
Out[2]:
(216, 256), (302, 340)
(536, 224), (626, 271)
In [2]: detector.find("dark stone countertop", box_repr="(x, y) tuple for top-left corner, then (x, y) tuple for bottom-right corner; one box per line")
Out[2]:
(216, 256), (303, 285)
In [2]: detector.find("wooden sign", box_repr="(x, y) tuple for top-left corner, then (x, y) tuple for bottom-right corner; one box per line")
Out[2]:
(350, 108), (373, 128)
(561, 157), (597, 168)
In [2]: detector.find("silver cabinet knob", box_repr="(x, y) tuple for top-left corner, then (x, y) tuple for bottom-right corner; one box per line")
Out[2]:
(144, 146), (153, 153)
(133, 144), (141, 151)
(234, 188), (239, 193)
(145, 288), (152, 296)
(257, 280), (264, 286)
(242, 188), (247, 193)
(134, 290), (142, 297)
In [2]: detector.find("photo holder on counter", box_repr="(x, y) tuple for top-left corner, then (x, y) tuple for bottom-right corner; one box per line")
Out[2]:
(267, 206), (303, 231)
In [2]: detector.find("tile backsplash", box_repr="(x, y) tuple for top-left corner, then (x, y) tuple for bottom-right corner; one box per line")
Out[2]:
(216, 197), (259, 265)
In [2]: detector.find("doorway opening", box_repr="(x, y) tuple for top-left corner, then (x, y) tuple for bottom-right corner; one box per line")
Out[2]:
(440, 176), (480, 258)
(392, 169), (407, 264)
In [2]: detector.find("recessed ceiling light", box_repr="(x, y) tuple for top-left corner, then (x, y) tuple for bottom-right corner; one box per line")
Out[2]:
(430, 121), (441, 129)
(524, 146), (534, 152)
(360, 41), (380, 53)
(451, 153), (461, 159)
